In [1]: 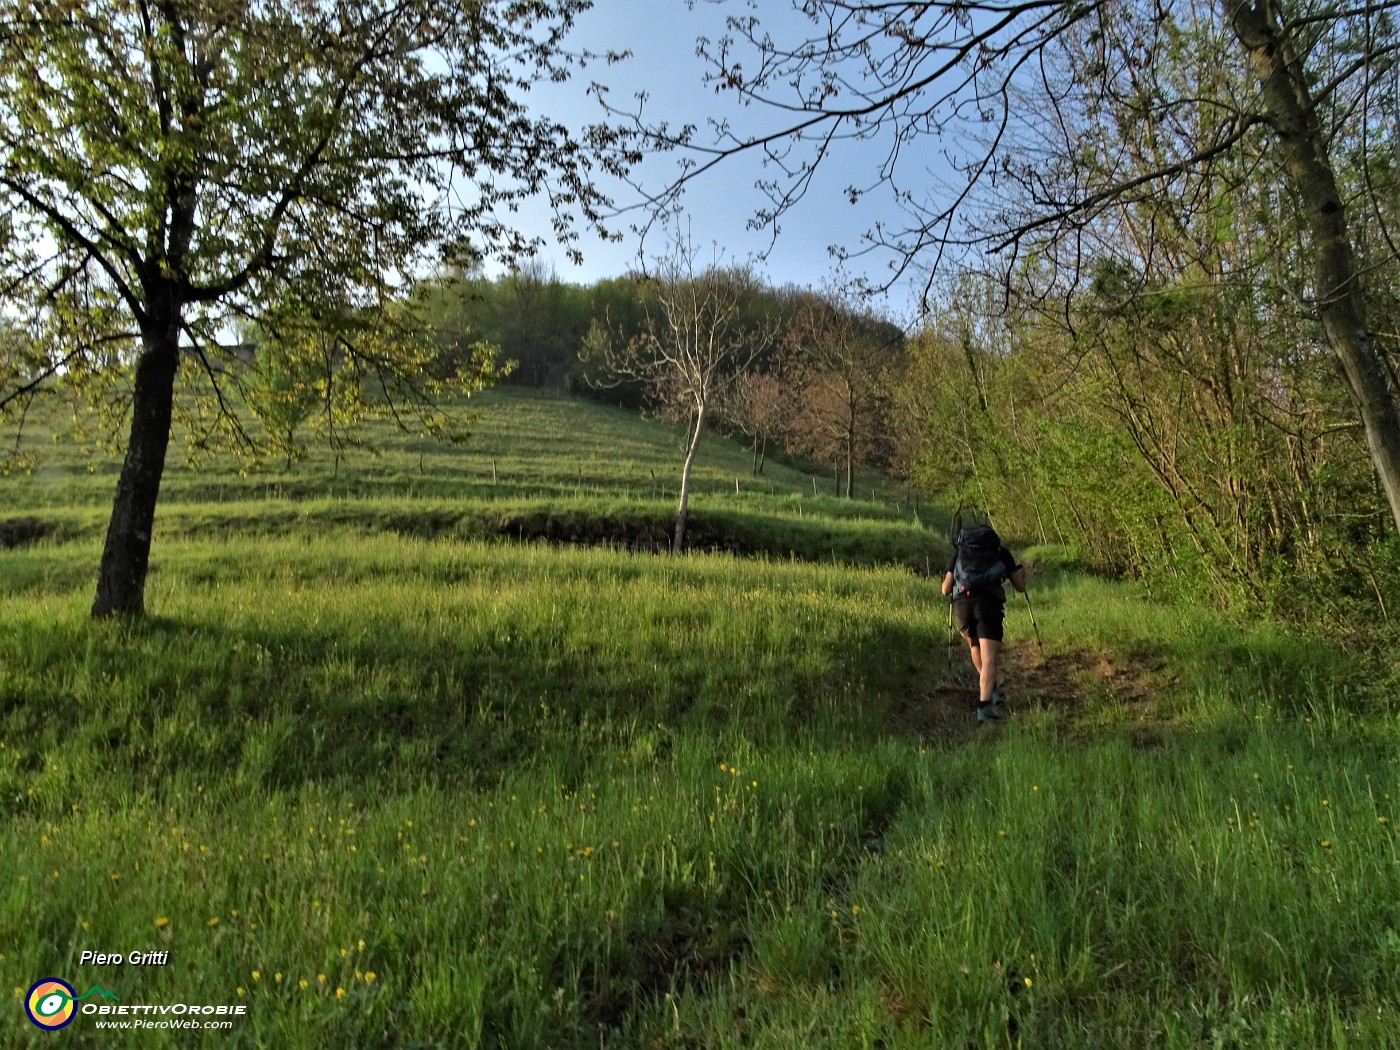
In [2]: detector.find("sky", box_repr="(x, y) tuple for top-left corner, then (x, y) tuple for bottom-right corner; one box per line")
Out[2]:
(504, 0), (941, 324)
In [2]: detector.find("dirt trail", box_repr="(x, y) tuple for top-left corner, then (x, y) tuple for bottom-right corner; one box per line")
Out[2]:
(888, 642), (1177, 742)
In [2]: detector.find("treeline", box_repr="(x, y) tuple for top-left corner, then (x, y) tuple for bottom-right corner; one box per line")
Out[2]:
(894, 270), (1400, 624)
(874, 0), (1400, 630)
(411, 261), (908, 499)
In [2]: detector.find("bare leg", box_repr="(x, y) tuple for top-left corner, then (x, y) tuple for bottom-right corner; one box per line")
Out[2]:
(977, 639), (1001, 704)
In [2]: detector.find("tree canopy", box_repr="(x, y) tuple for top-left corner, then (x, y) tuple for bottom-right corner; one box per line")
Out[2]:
(0, 0), (633, 615)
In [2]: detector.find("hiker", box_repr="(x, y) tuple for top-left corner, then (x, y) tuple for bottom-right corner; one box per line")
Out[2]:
(941, 524), (1027, 723)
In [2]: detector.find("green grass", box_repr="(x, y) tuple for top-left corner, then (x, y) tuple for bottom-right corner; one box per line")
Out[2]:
(3, 387), (936, 567)
(1, 389), (1397, 1048)
(1, 386), (914, 511)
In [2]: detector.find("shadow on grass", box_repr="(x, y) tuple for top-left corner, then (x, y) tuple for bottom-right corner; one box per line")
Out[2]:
(0, 606), (945, 803)
(2, 585), (1375, 816)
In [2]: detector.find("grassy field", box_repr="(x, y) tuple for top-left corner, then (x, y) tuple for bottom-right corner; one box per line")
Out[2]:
(2, 389), (1398, 1048)
(2, 388), (934, 567)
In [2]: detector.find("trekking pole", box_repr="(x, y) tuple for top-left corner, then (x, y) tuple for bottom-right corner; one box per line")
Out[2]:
(1022, 589), (1044, 658)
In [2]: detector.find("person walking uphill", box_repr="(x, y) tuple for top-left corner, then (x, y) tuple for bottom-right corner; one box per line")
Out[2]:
(941, 524), (1027, 724)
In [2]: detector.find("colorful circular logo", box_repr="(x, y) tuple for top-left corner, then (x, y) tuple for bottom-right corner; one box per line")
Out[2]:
(25, 979), (77, 1031)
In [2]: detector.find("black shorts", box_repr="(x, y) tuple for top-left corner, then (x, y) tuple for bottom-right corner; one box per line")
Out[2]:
(953, 594), (1005, 643)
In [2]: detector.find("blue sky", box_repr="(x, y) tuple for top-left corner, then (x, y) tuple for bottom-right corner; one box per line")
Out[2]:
(507, 0), (938, 322)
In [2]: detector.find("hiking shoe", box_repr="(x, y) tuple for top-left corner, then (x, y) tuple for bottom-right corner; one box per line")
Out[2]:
(990, 686), (1007, 708)
(976, 701), (1001, 724)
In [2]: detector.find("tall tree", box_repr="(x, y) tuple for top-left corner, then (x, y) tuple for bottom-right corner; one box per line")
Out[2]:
(0, 0), (629, 616)
(622, 0), (1400, 537)
(783, 290), (899, 498)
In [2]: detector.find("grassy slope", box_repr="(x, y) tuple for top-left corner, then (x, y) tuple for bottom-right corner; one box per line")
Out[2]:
(1, 389), (1397, 1049)
(2, 388), (935, 567)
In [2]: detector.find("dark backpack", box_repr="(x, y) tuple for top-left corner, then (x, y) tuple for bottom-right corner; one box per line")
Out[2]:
(953, 525), (1007, 596)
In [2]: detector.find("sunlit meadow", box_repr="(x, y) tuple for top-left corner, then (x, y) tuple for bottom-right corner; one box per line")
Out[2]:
(2, 390), (1398, 1048)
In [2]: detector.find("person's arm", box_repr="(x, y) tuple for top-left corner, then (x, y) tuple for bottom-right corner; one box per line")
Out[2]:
(941, 550), (959, 596)
(1001, 547), (1027, 593)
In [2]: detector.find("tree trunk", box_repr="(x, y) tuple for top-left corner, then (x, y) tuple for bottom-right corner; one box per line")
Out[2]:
(1228, 0), (1400, 536)
(91, 328), (180, 618)
(845, 431), (855, 501)
(674, 403), (707, 553)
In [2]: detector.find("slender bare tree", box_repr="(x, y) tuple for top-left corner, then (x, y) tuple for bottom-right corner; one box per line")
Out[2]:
(585, 238), (776, 550)
(727, 369), (791, 476)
